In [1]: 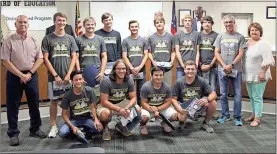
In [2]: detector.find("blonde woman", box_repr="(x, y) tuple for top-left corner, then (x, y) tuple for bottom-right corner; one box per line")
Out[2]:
(243, 22), (275, 127)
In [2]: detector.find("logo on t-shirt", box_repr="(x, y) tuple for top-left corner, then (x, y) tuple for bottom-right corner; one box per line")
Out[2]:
(182, 87), (200, 102)
(148, 94), (166, 106)
(110, 88), (128, 102)
(154, 40), (170, 54)
(180, 39), (194, 51)
(104, 37), (117, 44)
(52, 42), (70, 58)
(129, 45), (143, 57)
(81, 42), (99, 57)
(70, 98), (90, 116)
(200, 37), (214, 51)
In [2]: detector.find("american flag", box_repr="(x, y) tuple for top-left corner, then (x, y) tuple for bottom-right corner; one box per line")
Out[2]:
(171, 1), (177, 35)
(75, 1), (83, 36)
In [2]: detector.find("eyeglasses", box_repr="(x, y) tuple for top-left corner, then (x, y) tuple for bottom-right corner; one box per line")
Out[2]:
(115, 67), (126, 71)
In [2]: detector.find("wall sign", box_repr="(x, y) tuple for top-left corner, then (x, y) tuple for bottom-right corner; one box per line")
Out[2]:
(1, 7), (57, 30)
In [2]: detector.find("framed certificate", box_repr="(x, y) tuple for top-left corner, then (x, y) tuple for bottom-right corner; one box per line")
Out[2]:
(266, 6), (276, 19)
(179, 9), (191, 27)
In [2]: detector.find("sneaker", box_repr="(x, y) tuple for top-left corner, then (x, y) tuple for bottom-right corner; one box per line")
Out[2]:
(102, 127), (111, 141)
(140, 125), (148, 135)
(48, 126), (58, 138)
(179, 121), (186, 130)
(10, 136), (19, 146)
(115, 122), (131, 137)
(30, 129), (47, 139)
(201, 122), (214, 133)
(150, 117), (155, 122)
(217, 116), (231, 123)
(234, 118), (243, 126)
(161, 121), (172, 133)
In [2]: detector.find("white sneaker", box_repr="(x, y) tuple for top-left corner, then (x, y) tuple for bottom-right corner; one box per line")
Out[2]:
(150, 118), (155, 122)
(48, 126), (58, 138)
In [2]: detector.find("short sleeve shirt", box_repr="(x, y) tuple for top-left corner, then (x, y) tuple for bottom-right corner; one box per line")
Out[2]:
(140, 81), (171, 106)
(100, 76), (135, 104)
(172, 76), (213, 103)
(60, 86), (97, 120)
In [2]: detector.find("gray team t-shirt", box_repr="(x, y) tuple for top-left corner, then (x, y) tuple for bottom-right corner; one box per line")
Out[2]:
(95, 29), (122, 62)
(174, 30), (200, 67)
(100, 76), (135, 104)
(60, 86), (97, 120)
(213, 32), (245, 72)
(148, 32), (174, 62)
(140, 81), (171, 106)
(172, 76), (212, 103)
(75, 34), (107, 69)
(41, 33), (78, 81)
(199, 31), (218, 65)
(122, 36), (148, 68)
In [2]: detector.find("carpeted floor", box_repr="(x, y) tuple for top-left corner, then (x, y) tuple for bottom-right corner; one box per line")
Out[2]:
(1, 111), (276, 153)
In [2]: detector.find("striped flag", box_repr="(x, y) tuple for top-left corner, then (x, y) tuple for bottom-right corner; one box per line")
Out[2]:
(171, 1), (177, 35)
(75, 1), (83, 36)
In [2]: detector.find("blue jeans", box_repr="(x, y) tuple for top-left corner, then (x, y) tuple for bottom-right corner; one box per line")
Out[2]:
(59, 118), (99, 138)
(176, 68), (185, 79)
(218, 70), (242, 119)
(6, 71), (42, 137)
(201, 67), (217, 91)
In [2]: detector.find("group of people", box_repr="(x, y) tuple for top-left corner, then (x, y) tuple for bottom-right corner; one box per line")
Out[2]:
(0, 5), (274, 146)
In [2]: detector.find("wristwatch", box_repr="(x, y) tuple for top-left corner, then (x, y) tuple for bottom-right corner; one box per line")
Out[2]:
(231, 63), (234, 67)
(28, 70), (34, 76)
(54, 74), (59, 78)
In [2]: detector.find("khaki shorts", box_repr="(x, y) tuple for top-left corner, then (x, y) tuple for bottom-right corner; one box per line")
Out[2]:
(96, 99), (139, 116)
(141, 107), (177, 120)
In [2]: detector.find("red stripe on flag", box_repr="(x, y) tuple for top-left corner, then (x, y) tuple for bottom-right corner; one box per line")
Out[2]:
(75, 1), (83, 36)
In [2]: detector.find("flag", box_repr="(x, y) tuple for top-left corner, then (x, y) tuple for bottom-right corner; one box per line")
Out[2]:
(75, 1), (83, 36)
(171, 1), (177, 35)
